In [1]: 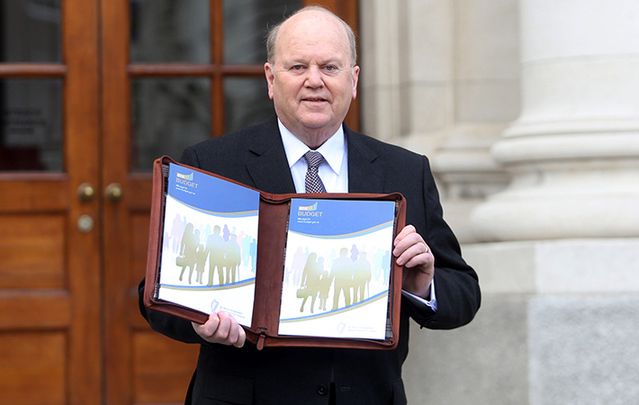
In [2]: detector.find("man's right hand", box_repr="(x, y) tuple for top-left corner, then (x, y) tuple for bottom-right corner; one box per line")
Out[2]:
(192, 312), (246, 348)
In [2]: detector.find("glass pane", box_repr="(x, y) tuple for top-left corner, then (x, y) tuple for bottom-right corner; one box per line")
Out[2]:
(224, 77), (274, 133)
(0, 79), (63, 171)
(131, 78), (211, 171)
(0, 0), (61, 62)
(130, 0), (210, 63)
(223, 0), (303, 64)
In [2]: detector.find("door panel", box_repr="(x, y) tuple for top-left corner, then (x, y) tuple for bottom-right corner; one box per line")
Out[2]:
(0, 332), (66, 404)
(0, 214), (65, 288)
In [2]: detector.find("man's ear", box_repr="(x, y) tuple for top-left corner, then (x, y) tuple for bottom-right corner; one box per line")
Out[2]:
(351, 65), (360, 99)
(264, 63), (275, 100)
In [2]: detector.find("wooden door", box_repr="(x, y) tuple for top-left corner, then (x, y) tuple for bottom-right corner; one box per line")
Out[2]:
(1, 1), (358, 404)
(0, 1), (101, 404)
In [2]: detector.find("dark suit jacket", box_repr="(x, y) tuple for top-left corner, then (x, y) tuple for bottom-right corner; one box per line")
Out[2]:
(139, 119), (481, 405)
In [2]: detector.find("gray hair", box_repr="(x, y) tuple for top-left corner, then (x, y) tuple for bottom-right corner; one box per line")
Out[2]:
(265, 6), (357, 66)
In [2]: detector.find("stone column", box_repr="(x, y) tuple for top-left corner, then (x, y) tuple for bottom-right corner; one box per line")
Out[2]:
(360, 0), (406, 143)
(365, 2), (639, 403)
(431, 0), (519, 242)
(362, 0), (520, 243)
(462, 1), (639, 404)
(361, 0), (454, 154)
(471, 0), (639, 241)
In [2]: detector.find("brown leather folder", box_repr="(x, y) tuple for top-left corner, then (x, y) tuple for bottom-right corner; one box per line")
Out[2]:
(144, 156), (406, 350)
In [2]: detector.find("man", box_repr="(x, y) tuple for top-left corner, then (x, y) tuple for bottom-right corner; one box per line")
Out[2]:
(139, 6), (480, 404)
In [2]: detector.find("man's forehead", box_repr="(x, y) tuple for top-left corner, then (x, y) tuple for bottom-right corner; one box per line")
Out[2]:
(279, 39), (349, 59)
(278, 11), (348, 47)
(275, 15), (349, 58)
(282, 9), (343, 30)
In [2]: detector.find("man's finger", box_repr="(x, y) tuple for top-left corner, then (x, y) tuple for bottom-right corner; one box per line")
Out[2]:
(404, 252), (434, 271)
(396, 242), (426, 266)
(234, 327), (246, 348)
(193, 312), (220, 337)
(227, 319), (240, 345)
(393, 233), (425, 258)
(393, 225), (416, 245)
(214, 312), (232, 340)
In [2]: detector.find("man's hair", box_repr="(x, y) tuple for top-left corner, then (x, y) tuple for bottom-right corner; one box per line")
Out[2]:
(265, 6), (357, 66)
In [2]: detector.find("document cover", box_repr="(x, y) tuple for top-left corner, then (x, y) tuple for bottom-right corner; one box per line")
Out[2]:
(156, 163), (260, 326)
(278, 198), (396, 340)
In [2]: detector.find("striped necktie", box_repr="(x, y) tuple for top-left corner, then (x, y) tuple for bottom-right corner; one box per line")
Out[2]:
(304, 151), (327, 193)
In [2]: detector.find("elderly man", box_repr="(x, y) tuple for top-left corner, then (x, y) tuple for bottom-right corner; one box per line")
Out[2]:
(140, 6), (480, 405)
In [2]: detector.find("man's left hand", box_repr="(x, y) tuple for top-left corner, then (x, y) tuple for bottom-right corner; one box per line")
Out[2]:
(393, 225), (435, 299)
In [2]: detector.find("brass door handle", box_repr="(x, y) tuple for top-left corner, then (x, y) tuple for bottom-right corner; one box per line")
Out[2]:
(77, 183), (95, 202)
(105, 183), (123, 202)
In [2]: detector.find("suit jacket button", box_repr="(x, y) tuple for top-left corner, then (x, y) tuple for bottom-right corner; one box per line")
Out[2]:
(316, 385), (328, 396)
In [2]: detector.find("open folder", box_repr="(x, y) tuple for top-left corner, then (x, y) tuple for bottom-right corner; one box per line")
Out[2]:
(143, 156), (406, 350)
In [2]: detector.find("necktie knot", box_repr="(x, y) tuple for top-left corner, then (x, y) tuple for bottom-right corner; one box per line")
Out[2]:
(303, 151), (326, 193)
(304, 150), (324, 169)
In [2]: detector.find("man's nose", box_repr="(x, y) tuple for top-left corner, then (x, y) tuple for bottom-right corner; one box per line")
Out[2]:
(304, 65), (324, 87)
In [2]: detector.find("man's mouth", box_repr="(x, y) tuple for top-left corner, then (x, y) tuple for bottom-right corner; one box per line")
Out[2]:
(302, 97), (328, 103)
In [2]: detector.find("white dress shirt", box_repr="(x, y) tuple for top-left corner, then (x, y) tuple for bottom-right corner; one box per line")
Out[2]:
(277, 119), (437, 311)
(279, 120), (348, 194)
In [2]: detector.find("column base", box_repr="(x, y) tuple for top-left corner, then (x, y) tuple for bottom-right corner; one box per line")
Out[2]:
(404, 239), (639, 404)
(470, 122), (639, 242)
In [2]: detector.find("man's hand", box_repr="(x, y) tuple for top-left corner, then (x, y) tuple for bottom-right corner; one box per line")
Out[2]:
(192, 312), (246, 348)
(393, 225), (435, 299)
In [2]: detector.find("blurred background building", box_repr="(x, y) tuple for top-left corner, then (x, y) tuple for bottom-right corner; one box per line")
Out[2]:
(1, 0), (637, 404)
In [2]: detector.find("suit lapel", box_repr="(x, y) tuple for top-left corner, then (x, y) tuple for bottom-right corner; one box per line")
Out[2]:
(346, 127), (384, 193)
(245, 120), (296, 194)
(243, 122), (384, 194)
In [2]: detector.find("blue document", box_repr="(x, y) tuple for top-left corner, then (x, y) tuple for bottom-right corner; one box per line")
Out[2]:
(157, 163), (260, 326)
(279, 198), (396, 340)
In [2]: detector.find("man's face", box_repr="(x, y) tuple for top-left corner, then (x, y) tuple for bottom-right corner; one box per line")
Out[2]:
(264, 11), (359, 147)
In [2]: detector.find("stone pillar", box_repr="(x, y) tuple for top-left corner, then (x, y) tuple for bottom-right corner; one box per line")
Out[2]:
(471, 0), (639, 241)
(362, 0), (520, 243)
(431, 0), (519, 242)
(458, 1), (639, 404)
(364, 2), (639, 403)
(361, 0), (454, 155)
(360, 0), (406, 143)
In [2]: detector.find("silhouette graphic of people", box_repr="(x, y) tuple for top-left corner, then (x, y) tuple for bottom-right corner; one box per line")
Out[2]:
(353, 252), (372, 302)
(317, 257), (331, 311)
(195, 239), (207, 284)
(291, 247), (307, 287)
(331, 248), (354, 310)
(205, 225), (225, 286)
(178, 223), (197, 283)
(226, 233), (241, 284)
(171, 214), (186, 253)
(299, 253), (321, 313)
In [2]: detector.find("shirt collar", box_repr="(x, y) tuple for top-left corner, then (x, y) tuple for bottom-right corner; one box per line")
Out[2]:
(278, 119), (346, 176)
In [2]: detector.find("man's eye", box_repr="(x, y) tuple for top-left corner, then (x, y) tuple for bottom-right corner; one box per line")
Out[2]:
(290, 65), (305, 71)
(323, 65), (339, 73)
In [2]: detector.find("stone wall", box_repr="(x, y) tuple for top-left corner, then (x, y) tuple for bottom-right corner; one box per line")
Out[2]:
(360, 1), (639, 404)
